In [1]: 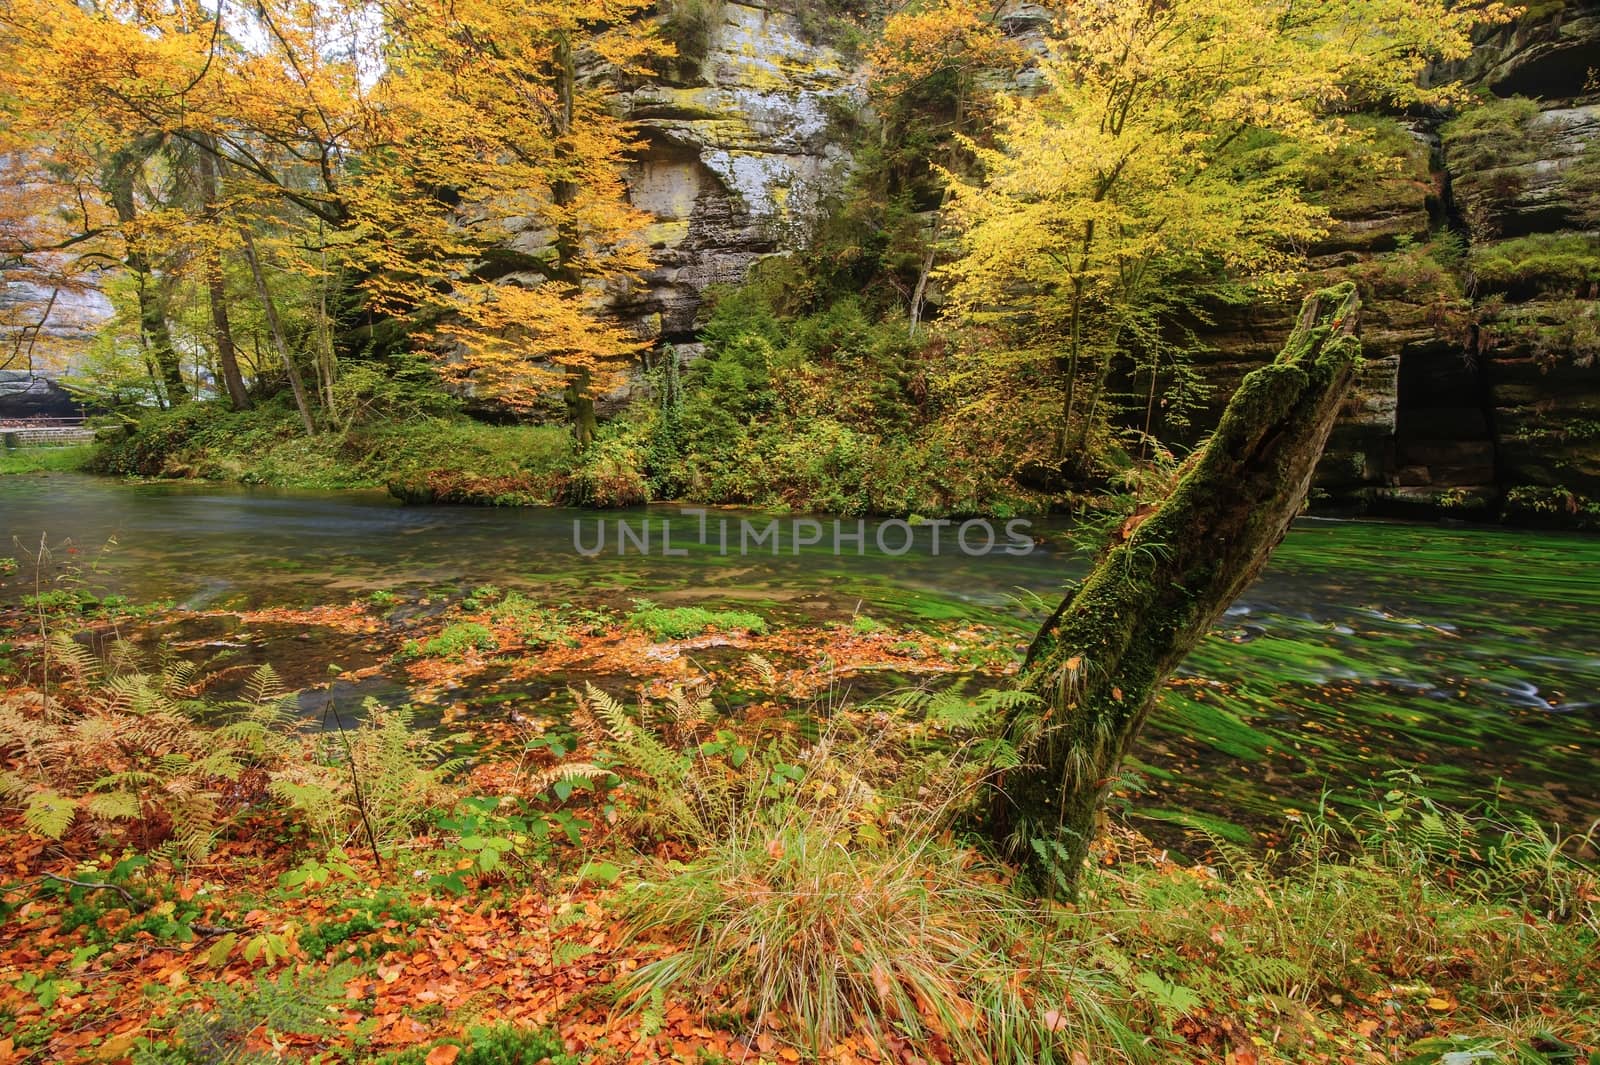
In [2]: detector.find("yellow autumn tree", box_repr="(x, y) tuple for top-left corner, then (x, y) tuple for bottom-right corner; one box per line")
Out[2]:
(0, 0), (663, 437)
(359, 0), (662, 441)
(941, 0), (1508, 470)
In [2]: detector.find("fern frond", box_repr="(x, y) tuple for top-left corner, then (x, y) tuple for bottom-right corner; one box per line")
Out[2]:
(23, 788), (76, 838)
(83, 790), (142, 822)
(241, 665), (286, 708)
(747, 654), (778, 690)
(47, 633), (99, 685)
(529, 762), (615, 793)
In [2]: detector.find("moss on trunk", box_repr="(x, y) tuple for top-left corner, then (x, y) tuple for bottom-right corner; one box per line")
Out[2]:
(992, 283), (1363, 892)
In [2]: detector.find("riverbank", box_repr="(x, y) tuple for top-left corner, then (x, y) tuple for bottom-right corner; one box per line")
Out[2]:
(88, 402), (577, 505)
(0, 445), (93, 476)
(70, 402), (1600, 529)
(0, 587), (1595, 1064)
(85, 400), (1064, 516)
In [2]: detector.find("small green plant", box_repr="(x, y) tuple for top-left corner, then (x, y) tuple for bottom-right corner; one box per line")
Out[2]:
(395, 1024), (581, 1065)
(130, 962), (357, 1064)
(488, 592), (577, 648)
(398, 621), (496, 660)
(535, 679), (789, 843)
(422, 794), (586, 893)
(625, 599), (767, 640)
(849, 613), (886, 635)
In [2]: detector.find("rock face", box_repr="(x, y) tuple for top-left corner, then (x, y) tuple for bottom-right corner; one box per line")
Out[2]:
(614, 0), (862, 341)
(1165, 3), (1600, 522)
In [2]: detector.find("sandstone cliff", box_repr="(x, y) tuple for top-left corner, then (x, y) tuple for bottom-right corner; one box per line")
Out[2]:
(613, 0), (1599, 523)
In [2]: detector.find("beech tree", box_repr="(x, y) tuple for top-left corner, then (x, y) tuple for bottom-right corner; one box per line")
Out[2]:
(942, 0), (1504, 471)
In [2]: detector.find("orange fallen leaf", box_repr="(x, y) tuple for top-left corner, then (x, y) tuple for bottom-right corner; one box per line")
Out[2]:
(425, 1045), (460, 1065)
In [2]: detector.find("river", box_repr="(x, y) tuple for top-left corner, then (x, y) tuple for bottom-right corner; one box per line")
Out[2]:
(3, 471), (1597, 843)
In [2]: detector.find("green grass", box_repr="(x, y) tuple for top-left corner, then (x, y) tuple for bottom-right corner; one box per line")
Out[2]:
(0, 445), (93, 475)
(613, 716), (1600, 1064)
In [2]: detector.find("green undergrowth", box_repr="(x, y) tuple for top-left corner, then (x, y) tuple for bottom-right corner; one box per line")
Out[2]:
(398, 621), (497, 660)
(91, 400), (572, 499)
(618, 281), (1054, 518)
(548, 677), (1600, 1065)
(3, 617), (1597, 1063)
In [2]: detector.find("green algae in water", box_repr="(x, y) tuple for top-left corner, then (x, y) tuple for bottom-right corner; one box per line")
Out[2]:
(1131, 520), (1600, 845)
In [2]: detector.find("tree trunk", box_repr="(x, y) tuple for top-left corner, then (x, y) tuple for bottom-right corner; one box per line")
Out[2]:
(565, 366), (597, 448)
(238, 226), (316, 436)
(204, 249), (249, 409)
(195, 145), (250, 410)
(991, 283), (1362, 892)
(106, 139), (187, 405)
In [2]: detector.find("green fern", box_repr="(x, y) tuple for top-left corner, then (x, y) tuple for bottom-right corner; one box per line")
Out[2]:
(23, 788), (75, 838)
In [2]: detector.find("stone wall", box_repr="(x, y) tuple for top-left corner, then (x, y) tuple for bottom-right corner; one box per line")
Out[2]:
(0, 371), (84, 420)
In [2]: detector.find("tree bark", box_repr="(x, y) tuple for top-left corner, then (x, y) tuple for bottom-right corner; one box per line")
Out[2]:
(238, 226), (316, 436)
(565, 366), (597, 448)
(195, 144), (250, 410)
(106, 139), (187, 405)
(991, 283), (1362, 892)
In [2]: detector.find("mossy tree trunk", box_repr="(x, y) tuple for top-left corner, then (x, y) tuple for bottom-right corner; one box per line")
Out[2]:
(991, 284), (1362, 891)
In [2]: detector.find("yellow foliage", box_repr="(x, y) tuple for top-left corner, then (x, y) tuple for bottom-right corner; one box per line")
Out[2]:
(0, 0), (664, 409)
(939, 0), (1509, 457)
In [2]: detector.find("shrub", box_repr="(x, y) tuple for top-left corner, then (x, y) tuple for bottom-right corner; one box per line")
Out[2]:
(562, 428), (650, 508)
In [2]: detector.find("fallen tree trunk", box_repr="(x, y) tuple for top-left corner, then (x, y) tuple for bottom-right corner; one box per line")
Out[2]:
(991, 282), (1362, 892)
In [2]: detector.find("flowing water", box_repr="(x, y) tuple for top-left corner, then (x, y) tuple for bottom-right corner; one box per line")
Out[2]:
(3, 472), (1597, 842)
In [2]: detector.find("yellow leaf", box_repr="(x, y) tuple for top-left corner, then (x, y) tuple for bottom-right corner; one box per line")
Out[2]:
(1425, 997), (1452, 1011)
(205, 933), (238, 968)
